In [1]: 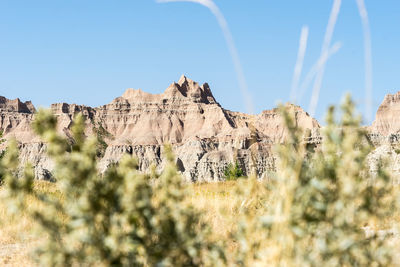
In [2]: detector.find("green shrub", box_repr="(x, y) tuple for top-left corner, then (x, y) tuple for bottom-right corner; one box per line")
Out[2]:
(224, 161), (245, 181)
(0, 110), (225, 266)
(229, 95), (400, 266)
(263, 95), (400, 266)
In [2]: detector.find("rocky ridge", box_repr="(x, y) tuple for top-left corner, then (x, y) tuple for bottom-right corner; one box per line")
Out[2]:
(371, 91), (400, 137)
(9, 75), (397, 182)
(367, 92), (400, 184)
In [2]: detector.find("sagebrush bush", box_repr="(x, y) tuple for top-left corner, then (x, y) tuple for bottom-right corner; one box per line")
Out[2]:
(0, 110), (225, 266)
(263, 95), (399, 266)
(228, 95), (400, 266)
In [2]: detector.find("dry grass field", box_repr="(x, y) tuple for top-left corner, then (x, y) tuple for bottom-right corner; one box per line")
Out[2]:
(0, 182), (62, 266)
(1, 179), (400, 266)
(0, 180), (266, 266)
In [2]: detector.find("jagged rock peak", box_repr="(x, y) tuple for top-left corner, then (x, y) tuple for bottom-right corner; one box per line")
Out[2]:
(50, 103), (94, 115)
(262, 102), (309, 113)
(380, 91), (400, 109)
(260, 103), (320, 127)
(0, 96), (36, 113)
(371, 90), (400, 136)
(121, 88), (155, 101)
(175, 74), (217, 104)
(119, 75), (217, 105)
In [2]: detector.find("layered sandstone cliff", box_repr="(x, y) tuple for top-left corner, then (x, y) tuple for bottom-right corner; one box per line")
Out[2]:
(0, 75), (320, 181)
(367, 91), (400, 184)
(371, 91), (400, 137)
(0, 97), (37, 143)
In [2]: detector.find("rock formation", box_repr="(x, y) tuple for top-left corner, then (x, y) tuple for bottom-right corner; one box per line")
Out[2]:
(371, 91), (400, 137)
(0, 97), (37, 142)
(1, 75), (321, 181)
(367, 91), (400, 184)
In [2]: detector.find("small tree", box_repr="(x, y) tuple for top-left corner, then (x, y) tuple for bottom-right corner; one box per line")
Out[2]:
(0, 130), (6, 182)
(224, 161), (245, 181)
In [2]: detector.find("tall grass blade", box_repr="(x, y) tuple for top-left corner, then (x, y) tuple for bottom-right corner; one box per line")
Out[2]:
(308, 0), (342, 117)
(157, 0), (254, 113)
(290, 26), (309, 104)
(355, 0), (373, 124)
(298, 42), (342, 104)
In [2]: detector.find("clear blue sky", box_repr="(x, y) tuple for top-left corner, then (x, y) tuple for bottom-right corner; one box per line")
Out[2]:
(0, 0), (399, 123)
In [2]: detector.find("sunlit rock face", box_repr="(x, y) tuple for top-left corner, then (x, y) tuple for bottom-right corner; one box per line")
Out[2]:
(367, 90), (400, 183)
(0, 75), (320, 181)
(371, 91), (400, 137)
(0, 96), (37, 143)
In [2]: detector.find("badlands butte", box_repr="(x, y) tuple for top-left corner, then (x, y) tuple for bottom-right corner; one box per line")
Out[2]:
(0, 75), (400, 182)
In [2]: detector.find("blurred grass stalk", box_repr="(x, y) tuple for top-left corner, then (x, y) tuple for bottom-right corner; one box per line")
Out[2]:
(156, 0), (254, 114)
(297, 42), (342, 104)
(355, 0), (373, 124)
(308, 0), (342, 118)
(290, 26), (309, 104)
(158, 0), (373, 123)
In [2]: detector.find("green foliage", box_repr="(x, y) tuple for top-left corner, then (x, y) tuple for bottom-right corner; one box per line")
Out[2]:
(0, 130), (6, 182)
(264, 94), (400, 266)
(229, 95), (399, 266)
(0, 109), (225, 266)
(0, 130), (5, 160)
(224, 161), (245, 181)
(92, 121), (112, 158)
(392, 144), (400, 155)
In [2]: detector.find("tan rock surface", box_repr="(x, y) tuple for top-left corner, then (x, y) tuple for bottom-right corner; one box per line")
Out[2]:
(0, 75), (320, 181)
(366, 91), (400, 184)
(371, 91), (400, 136)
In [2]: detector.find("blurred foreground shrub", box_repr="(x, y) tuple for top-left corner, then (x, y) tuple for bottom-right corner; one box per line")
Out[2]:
(0, 110), (225, 266)
(233, 95), (400, 266)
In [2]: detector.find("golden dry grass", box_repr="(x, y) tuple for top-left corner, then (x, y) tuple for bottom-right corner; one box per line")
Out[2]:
(0, 181), (62, 266)
(190, 181), (238, 236)
(189, 181), (240, 254)
(0, 181), (245, 266)
(1, 180), (399, 266)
